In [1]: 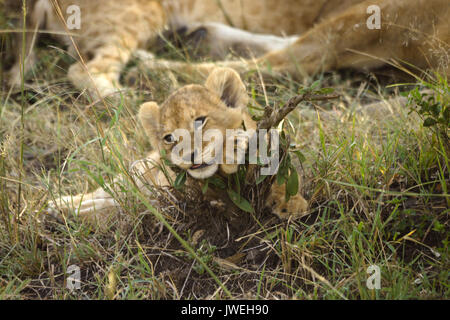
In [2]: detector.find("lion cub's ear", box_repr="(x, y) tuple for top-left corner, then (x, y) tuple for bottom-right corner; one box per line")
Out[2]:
(205, 67), (248, 109)
(139, 102), (160, 146)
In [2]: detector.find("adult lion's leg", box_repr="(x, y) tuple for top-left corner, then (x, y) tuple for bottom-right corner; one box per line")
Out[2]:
(139, 0), (448, 78)
(256, 0), (449, 77)
(67, 40), (138, 99)
(127, 21), (299, 80)
(64, 0), (167, 99)
(158, 22), (300, 59)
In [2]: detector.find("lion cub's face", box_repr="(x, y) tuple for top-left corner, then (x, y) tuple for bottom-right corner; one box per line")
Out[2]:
(139, 68), (255, 179)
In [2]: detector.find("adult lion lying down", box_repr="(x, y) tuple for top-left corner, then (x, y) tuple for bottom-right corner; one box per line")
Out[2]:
(6, 0), (449, 98)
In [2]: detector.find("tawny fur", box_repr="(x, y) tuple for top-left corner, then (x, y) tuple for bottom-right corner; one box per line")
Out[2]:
(51, 68), (308, 226)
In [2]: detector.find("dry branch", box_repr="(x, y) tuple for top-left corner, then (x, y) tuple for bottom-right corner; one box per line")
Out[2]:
(245, 92), (340, 215)
(257, 93), (340, 130)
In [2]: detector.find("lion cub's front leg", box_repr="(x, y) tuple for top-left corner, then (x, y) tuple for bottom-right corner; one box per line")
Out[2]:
(47, 151), (170, 227)
(49, 187), (119, 226)
(267, 183), (308, 220)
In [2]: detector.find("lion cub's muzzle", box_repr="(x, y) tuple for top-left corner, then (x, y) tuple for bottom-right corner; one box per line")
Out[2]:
(187, 162), (219, 179)
(170, 141), (222, 179)
(170, 126), (250, 180)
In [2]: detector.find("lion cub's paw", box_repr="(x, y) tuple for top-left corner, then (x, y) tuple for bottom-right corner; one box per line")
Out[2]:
(133, 49), (156, 62)
(272, 194), (309, 219)
(267, 184), (309, 219)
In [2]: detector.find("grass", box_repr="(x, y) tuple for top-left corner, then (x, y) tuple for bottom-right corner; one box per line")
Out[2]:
(0, 6), (448, 300)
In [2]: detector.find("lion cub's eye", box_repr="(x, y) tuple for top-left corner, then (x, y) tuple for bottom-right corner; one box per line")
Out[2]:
(163, 134), (175, 144)
(194, 116), (207, 130)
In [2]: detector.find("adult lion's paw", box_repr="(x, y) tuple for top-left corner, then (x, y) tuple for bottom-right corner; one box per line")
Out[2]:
(67, 62), (124, 101)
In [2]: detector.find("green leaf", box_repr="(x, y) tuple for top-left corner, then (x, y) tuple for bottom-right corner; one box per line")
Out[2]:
(310, 80), (321, 90)
(292, 150), (306, 163)
(423, 117), (437, 127)
(317, 87), (335, 95)
(174, 171), (187, 189)
(298, 87), (308, 95)
(357, 221), (364, 232)
(276, 157), (289, 185)
(233, 173), (241, 194)
(276, 171), (287, 185)
(208, 177), (226, 189)
(201, 180), (209, 194)
(286, 168), (299, 197)
(430, 104), (441, 117)
(443, 107), (450, 121)
(227, 189), (254, 213)
(285, 183), (291, 202)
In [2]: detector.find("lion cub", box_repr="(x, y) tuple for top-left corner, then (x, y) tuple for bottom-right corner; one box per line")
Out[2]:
(50, 68), (308, 226)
